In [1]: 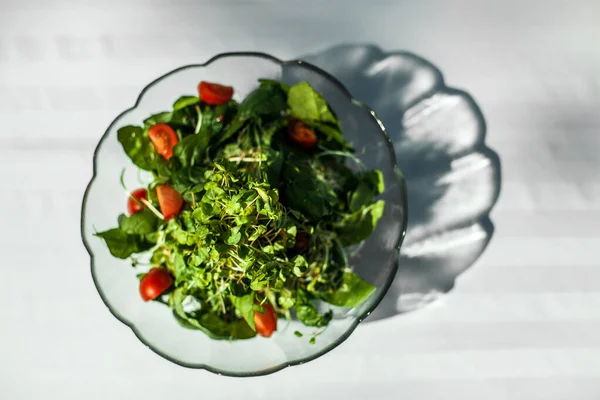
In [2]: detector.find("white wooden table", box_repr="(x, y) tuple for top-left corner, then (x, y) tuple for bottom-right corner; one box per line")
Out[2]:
(2, 0), (599, 398)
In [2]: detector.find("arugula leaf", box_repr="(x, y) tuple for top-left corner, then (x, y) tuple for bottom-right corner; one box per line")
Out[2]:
(172, 132), (210, 168)
(321, 272), (376, 308)
(295, 288), (332, 327)
(117, 125), (158, 171)
(335, 200), (385, 246)
(173, 96), (199, 111)
(94, 228), (152, 259)
(232, 293), (256, 331)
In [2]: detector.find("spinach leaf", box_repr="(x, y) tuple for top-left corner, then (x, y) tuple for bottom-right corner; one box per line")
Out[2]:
(119, 209), (159, 235)
(258, 79), (290, 93)
(282, 158), (337, 220)
(200, 312), (256, 339)
(94, 228), (152, 259)
(143, 111), (172, 127)
(232, 293), (256, 331)
(320, 272), (376, 308)
(335, 200), (385, 246)
(260, 148), (283, 187)
(117, 125), (158, 171)
(287, 82), (336, 123)
(171, 289), (256, 339)
(173, 96), (199, 111)
(172, 132), (210, 168)
(348, 181), (373, 212)
(286, 82), (351, 149)
(239, 81), (287, 117)
(348, 169), (385, 212)
(295, 288), (332, 327)
(310, 121), (350, 149)
(360, 169), (385, 195)
(212, 81), (287, 147)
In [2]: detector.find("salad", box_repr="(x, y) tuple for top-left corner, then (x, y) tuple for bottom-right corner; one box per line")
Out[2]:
(95, 79), (385, 340)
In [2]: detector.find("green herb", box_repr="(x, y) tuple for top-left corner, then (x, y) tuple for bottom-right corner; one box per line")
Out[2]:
(100, 79), (386, 340)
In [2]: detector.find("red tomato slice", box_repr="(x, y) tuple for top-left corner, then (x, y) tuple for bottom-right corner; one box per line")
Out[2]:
(287, 119), (318, 150)
(148, 123), (178, 160)
(254, 303), (277, 338)
(127, 188), (148, 215)
(139, 267), (173, 301)
(198, 81), (234, 105)
(156, 184), (184, 220)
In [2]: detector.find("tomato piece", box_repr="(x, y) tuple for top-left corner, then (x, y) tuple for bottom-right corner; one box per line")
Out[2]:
(156, 184), (184, 220)
(293, 232), (310, 253)
(287, 119), (318, 150)
(198, 81), (234, 105)
(148, 123), (178, 160)
(254, 303), (277, 338)
(139, 267), (173, 301)
(127, 188), (148, 215)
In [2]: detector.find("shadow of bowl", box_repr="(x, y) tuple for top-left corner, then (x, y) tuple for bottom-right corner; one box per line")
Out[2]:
(300, 44), (502, 322)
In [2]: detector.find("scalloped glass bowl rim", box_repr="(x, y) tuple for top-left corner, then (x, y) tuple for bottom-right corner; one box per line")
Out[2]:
(81, 51), (408, 377)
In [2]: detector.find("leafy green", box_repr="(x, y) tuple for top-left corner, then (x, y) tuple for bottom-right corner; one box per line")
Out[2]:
(287, 82), (336, 124)
(295, 288), (332, 327)
(282, 157), (337, 220)
(94, 228), (153, 259)
(335, 200), (386, 246)
(100, 78), (386, 340)
(119, 209), (159, 235)
(173, 96), (199, 111)
(239, 81), (287, 117)
(321, 272), (376, 308)
(232, 293), (256, 331)
(172, 130), (210, 168)
(143, 111), (173, 127)
(286, 82), (350, 149)
(117, 126), (158, 171)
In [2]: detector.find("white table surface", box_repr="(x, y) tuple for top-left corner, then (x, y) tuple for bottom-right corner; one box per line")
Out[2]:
(2, 0), (600, 398)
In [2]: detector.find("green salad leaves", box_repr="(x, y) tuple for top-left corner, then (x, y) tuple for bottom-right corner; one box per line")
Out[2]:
(95, 79), (385, 340)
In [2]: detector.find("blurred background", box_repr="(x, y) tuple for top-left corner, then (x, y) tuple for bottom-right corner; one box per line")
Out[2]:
(1, 0), (599, 399)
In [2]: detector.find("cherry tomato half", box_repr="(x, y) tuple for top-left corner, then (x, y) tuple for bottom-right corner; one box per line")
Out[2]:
(287, 119), (318, 150)
(139, 267), (173, 301)
(198, 81), (234, 105)
(148, 123), (178, 160)
(156, 184), (184, 221)
(254, 303), (277, 338)
(127, 188), (148, 215)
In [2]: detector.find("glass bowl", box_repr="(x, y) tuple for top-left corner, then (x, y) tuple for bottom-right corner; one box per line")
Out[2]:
(81, 52), (408, 376)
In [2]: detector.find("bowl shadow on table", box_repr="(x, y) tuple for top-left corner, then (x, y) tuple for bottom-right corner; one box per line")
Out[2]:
(299, 44), (502, 322)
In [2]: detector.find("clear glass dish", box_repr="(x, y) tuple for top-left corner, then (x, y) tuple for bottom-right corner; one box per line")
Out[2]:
(81, 52), (408, 376)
